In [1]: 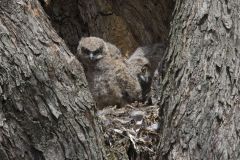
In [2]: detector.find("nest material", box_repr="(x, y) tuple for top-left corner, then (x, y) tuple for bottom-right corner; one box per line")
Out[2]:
(97, 102), (160, 160)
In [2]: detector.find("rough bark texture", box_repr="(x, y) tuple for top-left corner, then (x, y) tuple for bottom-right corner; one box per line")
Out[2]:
(156, 0), (240, 159)
(43, 0), (173, 56)
(5, 0), (239, 159)
(0, 1), (105, 159)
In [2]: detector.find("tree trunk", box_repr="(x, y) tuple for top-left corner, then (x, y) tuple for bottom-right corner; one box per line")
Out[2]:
(3, 0), (238, 159)
(156, 0), (240, 159)
(0, 1), (105, 159)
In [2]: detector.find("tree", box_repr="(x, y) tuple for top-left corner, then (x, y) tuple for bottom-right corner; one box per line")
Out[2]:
(43, 0), (173, 56)
(155, 0), (240, 159)
(0, 1), (105, 159)
(2, 0), (238, 159)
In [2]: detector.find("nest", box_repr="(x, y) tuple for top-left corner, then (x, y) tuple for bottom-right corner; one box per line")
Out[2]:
(97, 102), (160, 160)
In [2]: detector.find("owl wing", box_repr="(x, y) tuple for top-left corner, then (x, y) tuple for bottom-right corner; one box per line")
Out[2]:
(106, 42), (122, 59)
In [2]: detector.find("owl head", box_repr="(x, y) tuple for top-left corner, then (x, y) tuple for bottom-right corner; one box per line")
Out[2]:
(128, 56), (151, 84)
(129, 56), (152, 102)
(77, 37), (107, 64)
(138, 63), (151, 84)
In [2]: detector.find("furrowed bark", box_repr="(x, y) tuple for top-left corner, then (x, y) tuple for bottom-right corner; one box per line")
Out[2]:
(156, 0), (240, 159)
(0, 1), (105, 159)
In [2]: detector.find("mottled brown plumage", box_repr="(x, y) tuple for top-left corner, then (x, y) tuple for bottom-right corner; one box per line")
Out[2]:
(127, 43), (166, 101)
(77, 37), (142, 108)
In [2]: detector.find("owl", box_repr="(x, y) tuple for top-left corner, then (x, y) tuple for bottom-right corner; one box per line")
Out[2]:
(127, 55), (152, 101)
(77, 37), (142, 108)
(128, 43), (165, 74)
(127, 43), (166, 101)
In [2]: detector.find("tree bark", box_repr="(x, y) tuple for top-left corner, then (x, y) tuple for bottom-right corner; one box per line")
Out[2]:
(3, 0), (239, 159)
(156, 0), (240, 159)
(42, 0), (173, 57)
(0, 1), (105, 159)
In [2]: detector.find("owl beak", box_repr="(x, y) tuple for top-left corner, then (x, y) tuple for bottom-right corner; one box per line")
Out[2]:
(140, 75), (147, 82)
(89, 53), (94, 60)
(139, 74), (151, 83)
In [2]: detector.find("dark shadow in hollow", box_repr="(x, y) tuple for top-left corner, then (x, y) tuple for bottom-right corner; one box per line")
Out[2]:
(39, 0), (175, 56)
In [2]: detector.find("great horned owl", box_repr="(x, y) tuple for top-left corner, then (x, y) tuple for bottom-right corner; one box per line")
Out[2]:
(127, 43), (166, 101)
(128, 43), (165, 75)
(127, 55), (151, 101)
(77, 37), (142, 108)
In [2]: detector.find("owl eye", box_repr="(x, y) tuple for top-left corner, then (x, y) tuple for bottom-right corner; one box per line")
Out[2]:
(81, 47), (90, 54)
(94, 47), (103, 55)
(141, 65), (149, 73)
(141, 67), (147, 73)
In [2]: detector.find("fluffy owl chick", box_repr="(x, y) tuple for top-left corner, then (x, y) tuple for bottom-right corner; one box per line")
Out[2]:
(129, 43), (166, 74)
(77, 37), (142, 108)
(127, 56), (151, 101)
(127, 43), (166, 101)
